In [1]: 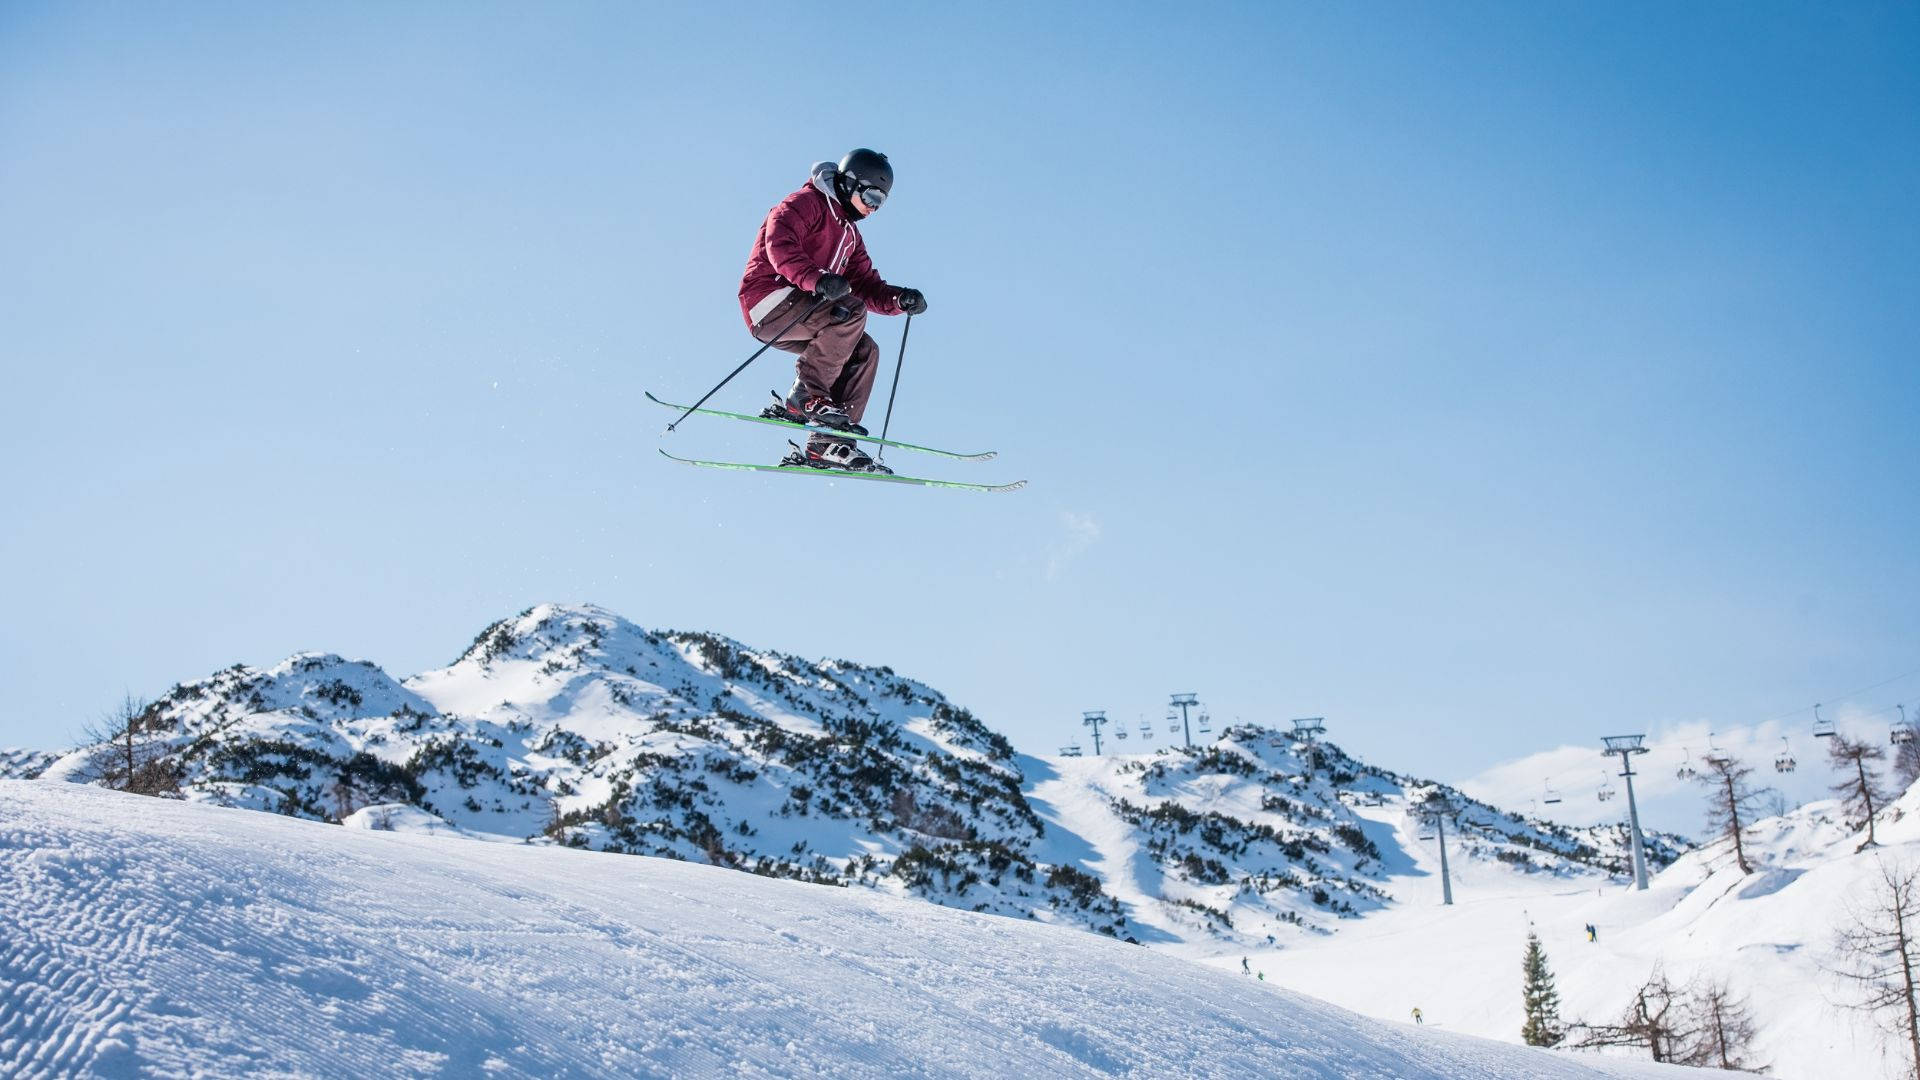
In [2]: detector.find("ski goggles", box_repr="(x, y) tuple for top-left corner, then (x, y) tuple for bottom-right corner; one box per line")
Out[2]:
(854, 182), (887, 210)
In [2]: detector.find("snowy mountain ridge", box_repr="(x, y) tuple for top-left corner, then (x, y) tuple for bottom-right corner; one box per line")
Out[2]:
(0, 747), (56, 780)
(42, 604), (1120, 935)
(1020, 725), (1684, 953)
(34, 602), (1670, 953)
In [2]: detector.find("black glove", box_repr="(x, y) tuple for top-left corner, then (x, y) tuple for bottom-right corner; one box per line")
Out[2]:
(814, 273), (851, 301)
(897, 287), (928, 315)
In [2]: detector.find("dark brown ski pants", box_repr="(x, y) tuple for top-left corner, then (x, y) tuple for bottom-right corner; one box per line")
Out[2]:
(749, 289), (881, 423)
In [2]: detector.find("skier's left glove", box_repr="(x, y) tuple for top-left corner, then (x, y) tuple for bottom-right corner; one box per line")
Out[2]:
(897, 288), (928, 315)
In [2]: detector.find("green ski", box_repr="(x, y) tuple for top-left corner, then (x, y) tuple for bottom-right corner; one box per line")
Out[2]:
(658, 449), (1026, 493)
(645, 391), (996, 461)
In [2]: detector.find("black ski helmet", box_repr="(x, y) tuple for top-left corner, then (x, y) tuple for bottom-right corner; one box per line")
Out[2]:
(836, 148), (892, 210)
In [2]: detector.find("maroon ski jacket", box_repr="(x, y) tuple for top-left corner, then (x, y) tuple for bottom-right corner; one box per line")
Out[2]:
(738, 163), (903, 327)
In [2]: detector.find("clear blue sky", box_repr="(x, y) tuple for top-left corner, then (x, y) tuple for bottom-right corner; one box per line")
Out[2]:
(3, 2), (1916, 786)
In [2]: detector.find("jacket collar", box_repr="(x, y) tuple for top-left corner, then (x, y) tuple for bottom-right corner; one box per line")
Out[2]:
(810, 160), (865, 224)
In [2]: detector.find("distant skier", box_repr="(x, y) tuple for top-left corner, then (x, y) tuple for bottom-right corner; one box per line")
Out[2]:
(1241, 956), (1251, 975)
(1585, 923), (1597, 943)
(738, 148), (927, 474)
(1411, 1006), (1423, 1025)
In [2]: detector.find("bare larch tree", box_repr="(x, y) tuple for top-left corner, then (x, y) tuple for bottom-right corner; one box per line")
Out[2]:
(80, 694), (179, 797)
(1688, 976), (1765, 1072)
(1570, 966), (1696, 1063)
(1830, 733), (1892, 850)
(1832, 857), (1920, 1080)
(1698, 754), (1765, 875)
(1571, 966), (1764, 1069)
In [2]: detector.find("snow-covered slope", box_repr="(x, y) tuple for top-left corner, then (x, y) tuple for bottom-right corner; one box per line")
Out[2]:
(1227, 780), (1920, 1079)
(0, 780), (1695, 1079)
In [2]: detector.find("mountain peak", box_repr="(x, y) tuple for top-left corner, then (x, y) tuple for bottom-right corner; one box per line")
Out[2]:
(449, 602), (636, 670)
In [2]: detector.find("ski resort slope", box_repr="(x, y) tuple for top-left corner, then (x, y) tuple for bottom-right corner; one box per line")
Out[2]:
(1217, 787), (1916, 1079)
(0, 782), (1698, 1080)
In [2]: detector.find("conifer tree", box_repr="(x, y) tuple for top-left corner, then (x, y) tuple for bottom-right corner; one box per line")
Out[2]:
(1521, 930), (1565, 1047)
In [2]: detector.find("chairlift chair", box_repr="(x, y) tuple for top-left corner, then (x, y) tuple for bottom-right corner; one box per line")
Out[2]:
(1543, 781), (1563, 806)
(1774, 736), (1796, 773)
(1676, 747), (1698, 781)
(1892, 726), (1914, 747)
(1167, 711), (1180, 734)
(1060, 744), (1083, 757)
(1813, 703), (1836, 739)
(1114, 728), (1128, 740)
(1197, 711), (1213, 733)
(1597, 775), (1617, 802)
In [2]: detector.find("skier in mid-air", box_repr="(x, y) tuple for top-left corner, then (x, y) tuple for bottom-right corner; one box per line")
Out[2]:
(737, 148), (927, 474)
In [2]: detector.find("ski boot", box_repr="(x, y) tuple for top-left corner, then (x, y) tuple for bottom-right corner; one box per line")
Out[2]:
(785, 434), (893, 475)
(761, 388), (868, 436)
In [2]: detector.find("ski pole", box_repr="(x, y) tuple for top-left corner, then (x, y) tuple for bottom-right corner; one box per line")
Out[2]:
(667, 295), (829, 432)
(873, 313), (913, 465)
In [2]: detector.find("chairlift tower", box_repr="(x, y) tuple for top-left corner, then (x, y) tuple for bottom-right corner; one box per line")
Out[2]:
(1171, 693), (1199, 749)
(1601, 734), (1653, 891)
(1412, 793), (1457, 905)
(1083, 711), (1109, 756)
